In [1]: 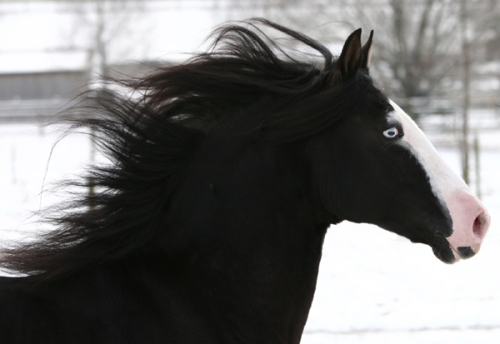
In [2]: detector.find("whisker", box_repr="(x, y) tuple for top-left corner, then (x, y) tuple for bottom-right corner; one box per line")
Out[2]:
(381, 141), (394, 153)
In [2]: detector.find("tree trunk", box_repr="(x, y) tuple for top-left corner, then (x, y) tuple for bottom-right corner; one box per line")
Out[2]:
(460, 0), (471, 185)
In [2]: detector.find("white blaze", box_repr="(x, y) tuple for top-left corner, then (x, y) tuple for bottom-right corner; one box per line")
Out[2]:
(389, 100), (490, 261)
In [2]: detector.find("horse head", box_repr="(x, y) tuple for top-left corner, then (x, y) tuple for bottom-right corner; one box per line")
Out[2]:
(310, 29), (490, 263)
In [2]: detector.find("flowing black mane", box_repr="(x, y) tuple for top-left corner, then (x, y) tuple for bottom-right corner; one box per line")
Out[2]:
(0, 19), (375, 281)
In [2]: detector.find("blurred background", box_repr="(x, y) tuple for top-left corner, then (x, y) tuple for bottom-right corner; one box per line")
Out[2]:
(0, 1), (499, 343)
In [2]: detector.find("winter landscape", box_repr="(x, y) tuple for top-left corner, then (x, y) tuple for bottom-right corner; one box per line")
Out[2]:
(1, 1), (500, 343)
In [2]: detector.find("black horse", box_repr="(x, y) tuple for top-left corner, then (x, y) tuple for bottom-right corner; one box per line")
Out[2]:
(0, 19), (489, 343)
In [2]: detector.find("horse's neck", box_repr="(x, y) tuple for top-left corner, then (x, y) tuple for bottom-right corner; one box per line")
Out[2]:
(160, 222), (328, 343)
(158, 140), (329, 343)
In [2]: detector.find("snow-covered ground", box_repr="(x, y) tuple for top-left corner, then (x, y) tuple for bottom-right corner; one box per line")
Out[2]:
(1, 121), (499, 343)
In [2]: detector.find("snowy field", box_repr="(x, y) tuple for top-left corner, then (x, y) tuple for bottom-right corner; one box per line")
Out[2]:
(1, 122), (499, 343)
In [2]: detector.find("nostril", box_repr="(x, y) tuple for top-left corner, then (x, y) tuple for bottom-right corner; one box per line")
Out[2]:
(473, 212), (490, 240)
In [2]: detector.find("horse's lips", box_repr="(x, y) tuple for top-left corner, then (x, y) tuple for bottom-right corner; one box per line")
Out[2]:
(430, 235), (458, 264)
(432, 245), (457, 264)
(430, 222), (481, 264)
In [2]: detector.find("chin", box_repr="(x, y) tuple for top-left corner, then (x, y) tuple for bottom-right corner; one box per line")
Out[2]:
(431, 244), (457, 264)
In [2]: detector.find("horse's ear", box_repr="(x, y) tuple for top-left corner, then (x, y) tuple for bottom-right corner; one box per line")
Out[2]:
(334, 28), (363, 81)
(361, 30), (374, 71)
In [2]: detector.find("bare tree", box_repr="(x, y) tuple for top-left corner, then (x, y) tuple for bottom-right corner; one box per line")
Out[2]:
(216, 0), (345, 46)
(62, 0), (146, 86)
(455, 0), (500, 184)
(460, 0), (471, 184)
(59, 0), (146, 204)
(335, 0), (464, 120)
(220, 0), (463, 119)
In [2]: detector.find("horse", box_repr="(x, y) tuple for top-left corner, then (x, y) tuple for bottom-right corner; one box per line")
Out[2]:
(0, 19), (490, 344)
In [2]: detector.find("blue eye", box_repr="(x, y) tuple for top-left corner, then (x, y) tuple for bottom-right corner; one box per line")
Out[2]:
(383, 127), (399, 139)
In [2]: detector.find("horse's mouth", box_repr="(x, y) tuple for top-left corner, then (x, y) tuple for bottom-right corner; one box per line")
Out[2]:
(431, 238), (477, 264)
(432, 244), (457, 264)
